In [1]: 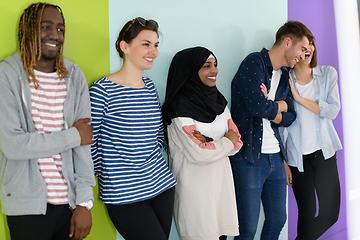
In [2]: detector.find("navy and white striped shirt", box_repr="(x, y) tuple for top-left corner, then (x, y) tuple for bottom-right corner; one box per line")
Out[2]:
(90, 77), (176, 204)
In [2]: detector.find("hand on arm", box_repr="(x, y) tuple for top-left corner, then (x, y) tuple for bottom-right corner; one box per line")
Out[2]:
(270, 100), (287, 125)
(276, 100), (288, 113)
(289, 74), (320, 114)
(69, 206), (92, 240)
(289, 73), (300, 102)
(191, 128), (238, 148)
(173, 118), (236, 163)
(192, 130), (206, 143)
(227, 118), (243, 151)
(235, 57), (279, 119)
(259, 83), (285, 124)
(260, 83), (268, 99)
(224, 129), (239, 146)
(272, 113), (283, 124)
(73, 118), (94, 145)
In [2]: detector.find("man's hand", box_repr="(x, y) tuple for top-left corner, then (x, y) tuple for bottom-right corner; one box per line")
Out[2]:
(73, 118), (93, 145)
(260, 83), (268, 99)
(69, 206), (92, 240)
(271, 113), (283, 124)
(276, 100), (288, 113)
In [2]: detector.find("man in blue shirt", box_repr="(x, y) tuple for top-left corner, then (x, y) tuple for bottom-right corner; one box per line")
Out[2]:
(230, 21), (314, 240)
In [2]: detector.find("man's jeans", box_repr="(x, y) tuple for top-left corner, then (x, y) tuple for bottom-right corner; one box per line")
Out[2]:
(231, 153), (287, 240)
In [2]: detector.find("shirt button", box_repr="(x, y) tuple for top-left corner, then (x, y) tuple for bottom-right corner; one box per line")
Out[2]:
(259, 138), (262, 140)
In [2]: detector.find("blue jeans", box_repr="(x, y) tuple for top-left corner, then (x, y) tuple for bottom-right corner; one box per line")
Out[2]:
(231, 153), (287, 240)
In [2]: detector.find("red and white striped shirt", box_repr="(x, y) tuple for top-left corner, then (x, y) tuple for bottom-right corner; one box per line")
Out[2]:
(30, 70), (68, 205)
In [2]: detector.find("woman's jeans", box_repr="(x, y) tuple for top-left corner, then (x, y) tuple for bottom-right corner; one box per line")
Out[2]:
(231, 152), (287, 240)
(291, 150), (340, 240)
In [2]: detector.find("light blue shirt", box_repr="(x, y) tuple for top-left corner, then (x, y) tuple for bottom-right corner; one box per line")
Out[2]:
(283, 65), (342, 172)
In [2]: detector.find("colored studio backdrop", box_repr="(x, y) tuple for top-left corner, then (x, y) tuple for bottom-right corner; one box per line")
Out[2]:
(1, 0), (358, 239)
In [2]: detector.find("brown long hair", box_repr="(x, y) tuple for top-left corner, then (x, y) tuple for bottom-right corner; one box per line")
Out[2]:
(18, 2), (68, 88)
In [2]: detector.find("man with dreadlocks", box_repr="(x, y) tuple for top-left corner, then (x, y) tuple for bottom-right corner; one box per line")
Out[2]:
(0, 2), (95, 240)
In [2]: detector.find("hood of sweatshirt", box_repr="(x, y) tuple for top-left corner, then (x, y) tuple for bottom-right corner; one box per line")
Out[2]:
(0, 52), (77, 79)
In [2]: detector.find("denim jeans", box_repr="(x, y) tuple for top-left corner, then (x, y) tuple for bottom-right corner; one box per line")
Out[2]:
(230, 153), (287, 240)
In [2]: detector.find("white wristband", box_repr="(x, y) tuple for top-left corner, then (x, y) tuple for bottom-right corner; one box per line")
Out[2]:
(78, 199), (93, 210)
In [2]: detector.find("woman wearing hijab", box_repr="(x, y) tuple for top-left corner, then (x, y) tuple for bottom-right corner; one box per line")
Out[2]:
(162, 47), (242, 240)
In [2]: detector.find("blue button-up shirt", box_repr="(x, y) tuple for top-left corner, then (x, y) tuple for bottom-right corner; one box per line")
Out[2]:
(230, 48), (296, 165)
(283, 65), (342, 172)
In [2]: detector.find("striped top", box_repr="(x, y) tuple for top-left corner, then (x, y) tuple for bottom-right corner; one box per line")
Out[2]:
(30, 70), (68, 205)
(90, 77), (176, 205)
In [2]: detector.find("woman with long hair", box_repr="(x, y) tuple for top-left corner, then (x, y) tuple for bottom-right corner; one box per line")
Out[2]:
(284, 39), (342, 240)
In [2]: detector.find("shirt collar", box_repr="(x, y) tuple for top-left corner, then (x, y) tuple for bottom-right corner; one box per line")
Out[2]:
(261, 48), (273, 68)
(312, 66), (321, 76)
(261, 48), (289, 75)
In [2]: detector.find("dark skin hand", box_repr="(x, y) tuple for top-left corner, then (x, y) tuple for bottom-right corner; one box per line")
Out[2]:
(69, 206), (92, 240)
(224, 130), (238, 146)
(193, 130), (238, 146)
(73, 118), (93, 145)
(192, 130), (206, 143)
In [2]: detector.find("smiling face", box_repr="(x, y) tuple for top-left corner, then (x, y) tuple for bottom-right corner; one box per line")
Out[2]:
(298, 43), (315, 66)
(198, 57), (219, 87)
(284, 36), (310, 68)
(122, 30), (159, 70)
(35, 6), (64, 69)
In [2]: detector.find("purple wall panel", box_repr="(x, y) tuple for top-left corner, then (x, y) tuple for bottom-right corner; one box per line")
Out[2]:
(287, 1), (347, 239)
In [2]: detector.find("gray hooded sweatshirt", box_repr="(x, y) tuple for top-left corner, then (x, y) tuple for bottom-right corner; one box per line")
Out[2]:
(0, 52), (95, 216)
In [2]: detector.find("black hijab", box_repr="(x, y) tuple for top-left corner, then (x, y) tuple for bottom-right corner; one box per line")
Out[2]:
(162, 46), (227, 127)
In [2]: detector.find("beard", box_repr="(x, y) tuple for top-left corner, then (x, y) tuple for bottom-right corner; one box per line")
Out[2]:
(39, 51), (59, 61)
(37, 41), (61, 62)
(284, 49), (295, 68)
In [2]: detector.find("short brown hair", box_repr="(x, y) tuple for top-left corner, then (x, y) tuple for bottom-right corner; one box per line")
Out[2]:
(275, 21), (314, 47)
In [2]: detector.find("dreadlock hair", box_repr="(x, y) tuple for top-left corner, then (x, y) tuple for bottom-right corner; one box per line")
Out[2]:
(18, 2), (68, 89)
